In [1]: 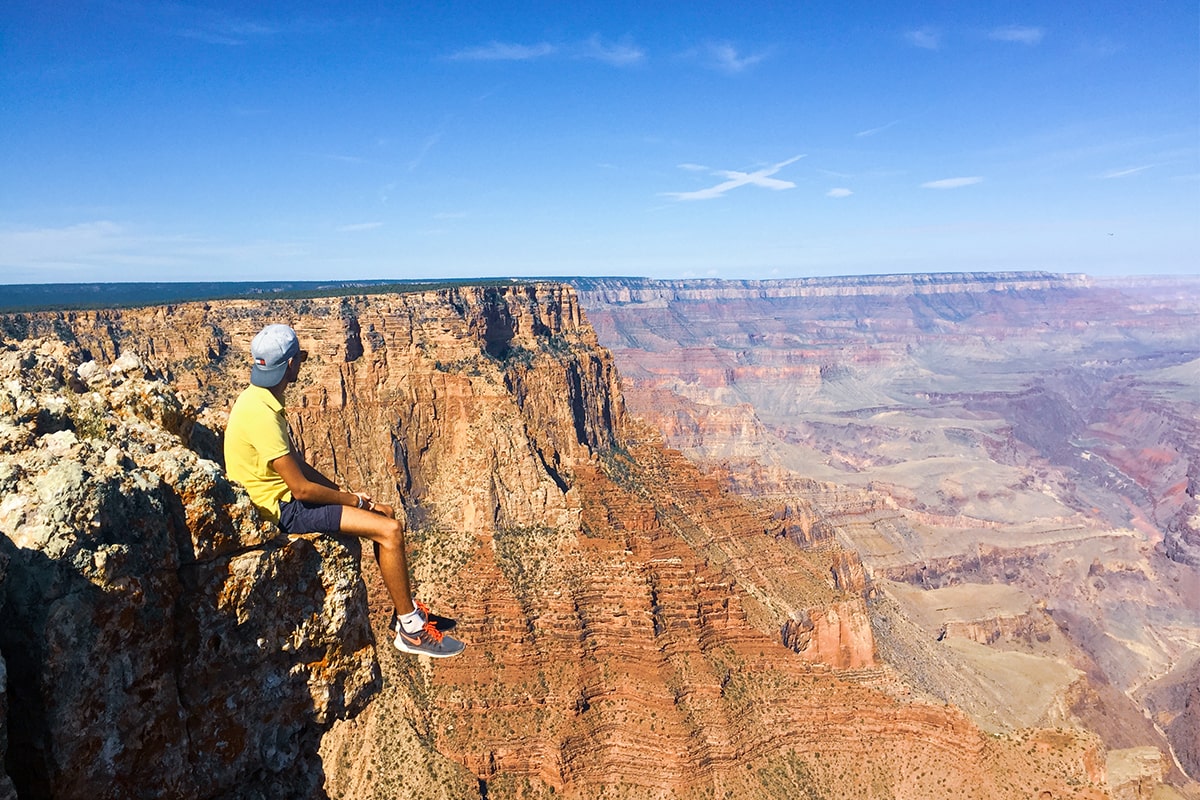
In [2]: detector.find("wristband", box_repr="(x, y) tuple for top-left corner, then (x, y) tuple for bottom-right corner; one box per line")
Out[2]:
(356, 494), (364, 509)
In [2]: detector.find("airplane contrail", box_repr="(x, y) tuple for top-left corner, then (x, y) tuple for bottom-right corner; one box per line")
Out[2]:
(663, 155), (806, 201)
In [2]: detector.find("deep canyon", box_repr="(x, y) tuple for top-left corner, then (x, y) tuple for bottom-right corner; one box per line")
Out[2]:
(0, 274), (1195, 799)
(576, 273), (1200, 794)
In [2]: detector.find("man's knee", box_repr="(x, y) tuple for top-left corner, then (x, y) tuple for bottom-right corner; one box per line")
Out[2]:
(376, 518), (405, 550)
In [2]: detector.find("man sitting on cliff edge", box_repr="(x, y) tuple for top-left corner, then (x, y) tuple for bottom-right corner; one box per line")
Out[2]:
(224, 323), (465, 658)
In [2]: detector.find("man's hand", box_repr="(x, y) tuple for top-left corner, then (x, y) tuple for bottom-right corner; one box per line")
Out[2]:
(352, 494), (396, 520)
(353, 493), (395, 518)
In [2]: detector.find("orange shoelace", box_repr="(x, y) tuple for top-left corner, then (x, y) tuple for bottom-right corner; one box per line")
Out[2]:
(411, 600), (447, 641)
(421, 619), (445, 642)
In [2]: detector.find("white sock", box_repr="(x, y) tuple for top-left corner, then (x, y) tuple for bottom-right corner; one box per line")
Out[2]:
(398, 608), (425, 633)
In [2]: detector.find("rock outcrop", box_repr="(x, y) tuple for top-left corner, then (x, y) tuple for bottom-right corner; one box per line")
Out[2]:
(1174, 680), (1200, 780)
(0, 339), (378, 799)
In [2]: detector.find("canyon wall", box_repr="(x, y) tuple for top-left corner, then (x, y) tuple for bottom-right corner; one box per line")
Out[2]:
(0, 282), (1134, 798)
(575, 273), (1200, 796)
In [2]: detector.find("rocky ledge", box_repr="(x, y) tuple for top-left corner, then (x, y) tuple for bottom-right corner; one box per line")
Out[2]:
(0, 339), (379, 800)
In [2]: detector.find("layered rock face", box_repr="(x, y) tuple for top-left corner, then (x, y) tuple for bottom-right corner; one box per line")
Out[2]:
(0, 339), (378, 799)
(1, 283), (1123, 798)
(575, 273), (1200, 795)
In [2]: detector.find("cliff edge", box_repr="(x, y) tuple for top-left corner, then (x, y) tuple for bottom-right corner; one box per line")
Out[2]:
(0, 339), (379, 799)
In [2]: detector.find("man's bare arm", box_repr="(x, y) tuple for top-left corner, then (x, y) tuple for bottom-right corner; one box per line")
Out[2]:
(272, 452), (394, 517)
(299, 459), (340, 491)
(272, 452), (357, 506)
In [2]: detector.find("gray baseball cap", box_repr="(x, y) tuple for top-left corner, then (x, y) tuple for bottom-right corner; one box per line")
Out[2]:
(250, 324), (300, 387)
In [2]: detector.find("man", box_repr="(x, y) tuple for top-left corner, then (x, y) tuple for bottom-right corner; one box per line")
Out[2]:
(224, 323), (465, 658)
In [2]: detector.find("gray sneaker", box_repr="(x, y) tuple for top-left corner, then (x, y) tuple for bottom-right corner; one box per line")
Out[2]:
(394, 620), (466, 658)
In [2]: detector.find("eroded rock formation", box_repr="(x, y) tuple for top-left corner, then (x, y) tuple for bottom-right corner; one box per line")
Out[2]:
(0, 282), (1133, 798)
(575, 274), (1200, 797)
(0, 340), (378, 799)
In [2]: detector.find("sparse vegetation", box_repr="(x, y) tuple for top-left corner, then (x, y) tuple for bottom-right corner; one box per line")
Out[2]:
(493, 524), (563, 598)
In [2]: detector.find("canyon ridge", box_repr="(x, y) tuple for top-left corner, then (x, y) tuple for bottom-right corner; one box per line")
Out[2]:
(0, 275), (1194, 799)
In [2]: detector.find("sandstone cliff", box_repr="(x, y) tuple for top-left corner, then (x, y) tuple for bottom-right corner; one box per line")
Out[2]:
(1, 283), (1122, 798)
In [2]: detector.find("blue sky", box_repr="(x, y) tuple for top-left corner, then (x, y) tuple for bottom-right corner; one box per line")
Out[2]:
(1, 1), (1197, 283)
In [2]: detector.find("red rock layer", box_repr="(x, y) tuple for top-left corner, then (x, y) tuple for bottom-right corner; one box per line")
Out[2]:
(423, 443), (1108, 799)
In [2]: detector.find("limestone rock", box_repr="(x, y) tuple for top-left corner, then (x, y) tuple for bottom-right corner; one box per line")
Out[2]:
(0, 338), (379, 799)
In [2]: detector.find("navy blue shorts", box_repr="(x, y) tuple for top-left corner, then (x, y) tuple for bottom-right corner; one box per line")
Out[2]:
(278, 499), (344, 535)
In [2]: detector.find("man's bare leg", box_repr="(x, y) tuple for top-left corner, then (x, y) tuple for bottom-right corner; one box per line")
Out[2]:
(336, 504), (463, 657)
(338, 505), (414, 615)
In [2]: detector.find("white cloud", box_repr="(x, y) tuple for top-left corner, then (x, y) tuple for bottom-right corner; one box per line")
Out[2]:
(447, 37), (645, 66)
(1100, 165), (1152, 179)
(580, 35), (644, 66)
(0, 221), (305, 279)
(337, 222), (383, 232)
(182, 32), (243, 45)
(921, 176), (983, 189)
(448, 42), (556, 61)
(702, 42), (769, 73)
(989, 25), (1045, 45)
(827, 188), (854, 198)
(144, 5), (314, 47)
(176, 22), (276, 46)
(905, 28), (941, 50)
(856, 121), (899, 138)
(677, 163), (709, 172)
(663, 155), (805, 201)
(408, 129), (443, 172)
(0, 221), (130, 265)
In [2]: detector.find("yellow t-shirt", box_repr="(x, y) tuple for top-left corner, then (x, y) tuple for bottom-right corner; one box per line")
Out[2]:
(224, 385), (293, 524)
